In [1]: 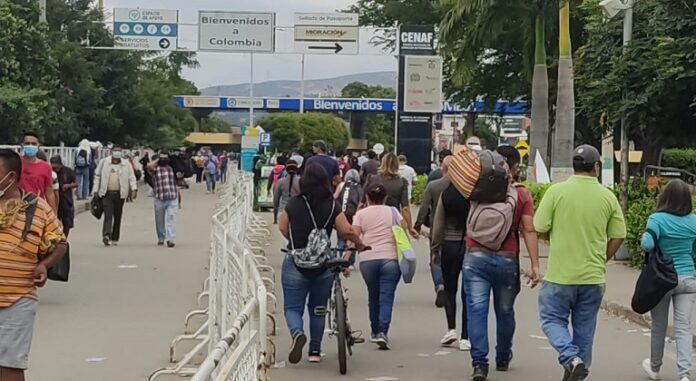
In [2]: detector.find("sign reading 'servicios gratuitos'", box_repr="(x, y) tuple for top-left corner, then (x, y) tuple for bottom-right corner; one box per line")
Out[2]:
(113, 8), (178, 51)
(198, 11), (275, 52)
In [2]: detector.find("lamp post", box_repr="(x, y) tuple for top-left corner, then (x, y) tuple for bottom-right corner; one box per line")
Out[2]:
(600, 0), (634, 210)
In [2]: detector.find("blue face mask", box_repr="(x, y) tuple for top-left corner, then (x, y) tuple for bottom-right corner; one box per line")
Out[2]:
(112, 151), (123, 159)
(23, 146), (38, 157)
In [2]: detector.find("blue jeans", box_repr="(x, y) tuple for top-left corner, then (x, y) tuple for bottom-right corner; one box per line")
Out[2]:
(431, 264), (444, 290)
(463, 252), (520, 369)
(538, 281), (605, 368)
(205, 172), (216, 192)
(281, 256), (333, 353)
(75, 167), (90, 199)
(154, 199), (178, 243)
(650, 276), (696, 379)
(360, 259), (401, 335)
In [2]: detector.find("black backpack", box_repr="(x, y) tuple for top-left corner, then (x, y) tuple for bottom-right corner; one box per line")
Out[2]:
(470, 150), (511, 203)
(631, 229), (678, 314)
(339, 181), (362, 220)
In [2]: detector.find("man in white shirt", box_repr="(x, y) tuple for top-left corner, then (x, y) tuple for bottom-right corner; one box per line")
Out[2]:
(398, 154), (418, 201)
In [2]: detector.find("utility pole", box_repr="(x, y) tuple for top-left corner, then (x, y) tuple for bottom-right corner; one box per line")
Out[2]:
(619, 4), (634, 210)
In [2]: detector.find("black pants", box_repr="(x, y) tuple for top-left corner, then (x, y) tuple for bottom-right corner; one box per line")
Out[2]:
(102, 191), (125, 242)
(195, 167), (203, 183)
(442, 240), (468, 340)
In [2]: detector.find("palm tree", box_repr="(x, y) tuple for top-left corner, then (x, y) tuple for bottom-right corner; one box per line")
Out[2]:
(440, 0), (550, 179)
(551, 0), (575, 181)
(530, 3), (550, 176)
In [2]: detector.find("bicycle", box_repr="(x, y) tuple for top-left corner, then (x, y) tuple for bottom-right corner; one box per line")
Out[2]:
(323, 249), (364, 375)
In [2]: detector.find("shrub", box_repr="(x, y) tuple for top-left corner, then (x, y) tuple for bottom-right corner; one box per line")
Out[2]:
(411, 174), (428, 205)
(662, 148), (696, 174)
(525, 182), (553, 209)
(624, 179), (659, 266)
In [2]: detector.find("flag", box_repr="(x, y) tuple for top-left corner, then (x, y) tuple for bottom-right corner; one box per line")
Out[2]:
(534, 150), (551, 184)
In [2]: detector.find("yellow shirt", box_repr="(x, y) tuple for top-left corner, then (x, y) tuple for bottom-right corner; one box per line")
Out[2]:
(0, 195), (65, 307)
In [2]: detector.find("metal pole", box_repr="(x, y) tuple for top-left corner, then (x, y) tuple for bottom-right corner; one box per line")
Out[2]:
(249, 53), (255, 128)
(39, 0), (46, 23)
(619, 5), (633, 210)
(299, 54), (306, 114)
(98, 0), (103, 10)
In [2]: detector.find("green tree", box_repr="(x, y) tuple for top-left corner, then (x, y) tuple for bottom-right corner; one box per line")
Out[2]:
(0, 0), (58, 143)
(551, 0), (576, 180)
(257, 113), (349, 153)
(575, 0), (696, 169)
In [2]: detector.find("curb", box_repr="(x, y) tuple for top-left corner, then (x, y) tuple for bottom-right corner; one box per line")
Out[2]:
(602, 298), (696, 348)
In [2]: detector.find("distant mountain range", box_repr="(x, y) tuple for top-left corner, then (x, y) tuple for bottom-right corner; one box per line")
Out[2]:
(201, 71), (397, 98)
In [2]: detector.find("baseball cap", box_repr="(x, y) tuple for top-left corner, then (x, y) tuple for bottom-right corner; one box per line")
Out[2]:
(466, 136), (483, 152)
(398, 154), (407, 162)
(573, 144), (601, 165)
(313, 140), (327, 152)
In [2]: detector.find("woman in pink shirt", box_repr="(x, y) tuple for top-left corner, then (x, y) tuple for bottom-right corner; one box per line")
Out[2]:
(352, 184), (405, 350)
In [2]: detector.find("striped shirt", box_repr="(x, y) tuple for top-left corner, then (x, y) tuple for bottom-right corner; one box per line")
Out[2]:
(0, 195), (65, 307)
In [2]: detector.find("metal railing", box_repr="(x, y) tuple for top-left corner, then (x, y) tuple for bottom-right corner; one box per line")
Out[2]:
(149, 168), (276, 381)
(0, 145), (114, 168)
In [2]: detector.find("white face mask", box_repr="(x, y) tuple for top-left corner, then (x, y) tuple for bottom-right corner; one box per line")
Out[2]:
(0, 172), (16, 198)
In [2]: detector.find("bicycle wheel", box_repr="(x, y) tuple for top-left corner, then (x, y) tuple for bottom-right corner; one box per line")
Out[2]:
(335, 283), (348, 375)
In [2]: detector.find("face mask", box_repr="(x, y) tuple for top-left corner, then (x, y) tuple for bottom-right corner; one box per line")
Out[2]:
(112, 151), (123, 159)
(23, 146), (38, 157)
(0, 172), (15, 198)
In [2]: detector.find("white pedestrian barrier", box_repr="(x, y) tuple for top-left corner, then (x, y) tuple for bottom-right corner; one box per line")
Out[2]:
(149, 168), (276, 381)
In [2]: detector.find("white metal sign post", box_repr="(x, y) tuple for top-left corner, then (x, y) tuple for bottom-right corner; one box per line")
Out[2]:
(113, 8), (178, 51)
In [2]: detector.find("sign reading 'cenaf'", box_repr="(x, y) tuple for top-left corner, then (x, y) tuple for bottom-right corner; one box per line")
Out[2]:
(198, 11), (275, 52)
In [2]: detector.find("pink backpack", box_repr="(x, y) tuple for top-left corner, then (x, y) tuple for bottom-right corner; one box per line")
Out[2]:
(466, 185), (518, 251)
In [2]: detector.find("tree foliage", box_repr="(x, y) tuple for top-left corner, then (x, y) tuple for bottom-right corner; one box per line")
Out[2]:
(0, 0), (213, 147)
(575, 0), (696, 165)
(257, 113), (349, 154)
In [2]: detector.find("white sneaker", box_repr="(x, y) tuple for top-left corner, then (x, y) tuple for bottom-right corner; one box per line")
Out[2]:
(459, 339), (471, 351)
(641, 358), (659, 380)
(440, 330), (457, 346)
(680, 378), (689, 381)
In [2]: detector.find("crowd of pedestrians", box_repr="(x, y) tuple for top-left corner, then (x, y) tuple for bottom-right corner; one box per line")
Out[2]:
(274, 140), (696, 381)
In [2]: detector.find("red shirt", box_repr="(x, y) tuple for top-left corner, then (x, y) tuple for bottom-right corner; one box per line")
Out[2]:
(19, 159), (53, 198)
(466, 185), (534, 253)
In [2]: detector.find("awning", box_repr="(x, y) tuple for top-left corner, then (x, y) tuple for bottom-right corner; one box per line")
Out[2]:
(185, 132), (241, 145)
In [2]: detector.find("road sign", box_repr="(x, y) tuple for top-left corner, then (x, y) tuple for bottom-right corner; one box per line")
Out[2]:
(260, 133), (272, 147)
(113, 8), (178, 51)
(373, 143), (385, 155)
(198, 11), (275, 53)
(294, 12), (359, 55)
(403, 55), (443, 113)
(515, 140), (529, 158)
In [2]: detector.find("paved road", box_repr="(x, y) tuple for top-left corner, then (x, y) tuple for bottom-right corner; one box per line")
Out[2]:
(28, 184), (215, 380)
(267, 216), (683, 381)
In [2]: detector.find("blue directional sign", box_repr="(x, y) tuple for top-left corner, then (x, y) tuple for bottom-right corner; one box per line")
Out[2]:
(113, 8), (178, 51)
(172, 96), (528, 115)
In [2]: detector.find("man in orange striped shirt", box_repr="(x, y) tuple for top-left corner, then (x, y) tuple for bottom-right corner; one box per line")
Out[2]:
(0, 149), (66, 380)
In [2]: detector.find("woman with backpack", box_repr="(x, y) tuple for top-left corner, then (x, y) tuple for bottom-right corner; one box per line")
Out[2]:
(640, 179), (696, 381)
(74, 139), (91, 200)
(431, 184), (471, 351)
(352, 183), (406, 350)
(364, 153), (419, 239)
(273, 160), (300, 224)
(278, 163), (369, 365)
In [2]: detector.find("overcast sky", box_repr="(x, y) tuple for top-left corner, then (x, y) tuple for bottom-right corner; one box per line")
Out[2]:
(103, 0), (397, 90)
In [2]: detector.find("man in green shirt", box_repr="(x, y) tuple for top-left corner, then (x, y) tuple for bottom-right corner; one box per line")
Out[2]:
(534, 145), (626, 381)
